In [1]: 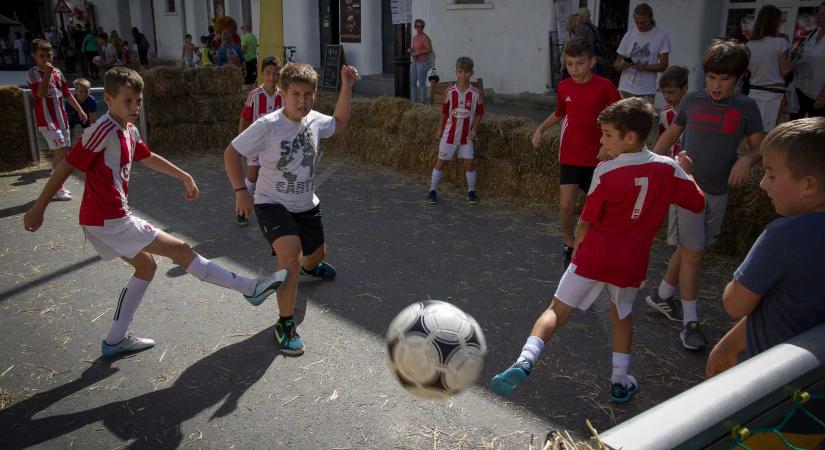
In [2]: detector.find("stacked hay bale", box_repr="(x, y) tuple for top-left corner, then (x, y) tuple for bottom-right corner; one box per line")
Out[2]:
(0, 84), (35, 171)
(141, 66), (245, 154)
(316, 92), (776, 256)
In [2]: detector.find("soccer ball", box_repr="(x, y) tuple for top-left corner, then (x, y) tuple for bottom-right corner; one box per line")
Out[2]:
(385, 300), (487, 400)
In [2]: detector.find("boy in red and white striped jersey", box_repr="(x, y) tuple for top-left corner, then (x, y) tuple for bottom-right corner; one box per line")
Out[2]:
(490, 98), (704, 403)
(655, 66), (689, 158)
(235, 56), (284, 226)
(27, 39), (88, 201)
(426, 56), (485, 205)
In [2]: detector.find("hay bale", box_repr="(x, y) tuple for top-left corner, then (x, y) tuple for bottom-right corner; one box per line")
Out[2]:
(714, 168), (777, 255)
(0, 84), (34, 171)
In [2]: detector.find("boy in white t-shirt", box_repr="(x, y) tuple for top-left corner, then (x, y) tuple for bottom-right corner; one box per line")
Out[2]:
(614, 3), (671, 102)
(224, 63), (358, 355)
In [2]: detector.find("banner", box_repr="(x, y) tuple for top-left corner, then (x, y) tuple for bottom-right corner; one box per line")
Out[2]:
(340, 0), (361, 43)
(391, 0), (412, 24)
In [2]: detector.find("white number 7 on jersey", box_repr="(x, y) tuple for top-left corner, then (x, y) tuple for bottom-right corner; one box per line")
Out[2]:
(632, 177), (649, 219)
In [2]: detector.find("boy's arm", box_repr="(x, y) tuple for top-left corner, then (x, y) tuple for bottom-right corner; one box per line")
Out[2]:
(722, 278), (762, 318)
(652, 123), (684, 155)
(637, 52), (669, 73)
(706, 317), (747, 378)
(728, 132), (764, 186)
(571, 219), (591, 259)
(139, 153), (199, 201)
(531, 114), (563, 148)
(238, 116), (250, 133)
(224, 144), (253, 218)
(332, 65), (358, 133)
(23, 161), (75, 232)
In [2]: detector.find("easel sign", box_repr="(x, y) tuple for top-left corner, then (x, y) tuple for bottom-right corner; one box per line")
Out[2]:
(321, 44), (347, 90)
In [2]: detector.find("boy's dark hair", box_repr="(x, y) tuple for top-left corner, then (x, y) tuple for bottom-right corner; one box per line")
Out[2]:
(98, 32), (108, 41)
(563, 37), (594, 58)
(104, 66), (144, 96)
(200, 35), (208, 44)
(597, 97), (655, 141)
(455, 56), (474, 71)
(659, 65), (689, 89)
(31, 39), (52, 53)
(279, 63), (317, 91)
(763, 117), (825, 186)
(261, 56), (280, 72)
(703, 39), (749, 77)
(185, 34), (192, 40)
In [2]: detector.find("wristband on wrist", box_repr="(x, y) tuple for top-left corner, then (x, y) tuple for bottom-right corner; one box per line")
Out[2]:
(234, 187), (247, 192)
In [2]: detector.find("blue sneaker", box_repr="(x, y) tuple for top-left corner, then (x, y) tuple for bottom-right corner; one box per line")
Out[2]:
(101, 332), (155, 358)
(610, 374), (640, 403)
(489, 360), (533, 397)
(301, 262), (336, 280)
(426, 190), (438, 204)
(467, 191), (480, 205)
(245, 269), (288, 306)
(274, 318), (304, 355)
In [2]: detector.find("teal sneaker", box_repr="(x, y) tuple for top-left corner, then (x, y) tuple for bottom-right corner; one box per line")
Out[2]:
(245, 269), (288, 306)
(610, 374), (640, 403)
(274, 318), (304, 355)
(301, 262), (336, 280)
(426, 190), (438, 204)
(235, 214), (249, 227)
(489, 360), (533, 397)
(467, 191), (480, 205)
(101, 332), (155, 358)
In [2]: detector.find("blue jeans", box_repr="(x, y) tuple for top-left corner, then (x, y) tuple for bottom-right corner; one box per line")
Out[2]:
(410, 60), (431, 103)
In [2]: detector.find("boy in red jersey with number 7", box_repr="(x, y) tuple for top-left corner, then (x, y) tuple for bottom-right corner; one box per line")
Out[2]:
(490, 98), (704, 403)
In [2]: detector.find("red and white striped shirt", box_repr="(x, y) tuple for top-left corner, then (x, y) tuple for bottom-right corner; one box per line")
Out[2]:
(573, 150), (704, 288)
(657, 103), (683, 158)
(440, 83), (484, 145)
(241, 85), (283, 123)
(27, 66), (72, 130)
(64, 113), (152, 227)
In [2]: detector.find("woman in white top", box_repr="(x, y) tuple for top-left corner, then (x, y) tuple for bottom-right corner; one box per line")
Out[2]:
(792, 1), (825, 119)
(746, 5), (792, 131)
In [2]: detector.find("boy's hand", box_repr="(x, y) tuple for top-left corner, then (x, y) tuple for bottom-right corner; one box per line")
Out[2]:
(44, 61), (55, 72)
(183, 175), (199, 201)
(235, 191), (253, 218)
(434, 126), (442, 141)
(706, 340), (739, 378)
(728, 157), (751, 186)
(469, 128), (477, 140)
(597, 146), (613, 161)
(23, 207), (45, 232)
(531, 128), (543, 149)
(79, 110), (88, 125)
(340, 65), (358, 89)
(676, 151), (694, 175)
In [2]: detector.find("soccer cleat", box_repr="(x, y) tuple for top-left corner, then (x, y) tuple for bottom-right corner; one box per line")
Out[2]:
(426, 190), (438, 204)
(274, 318), (304, 355)
(467, 191), (480, 205)
(101, 332), (155, 358)
(681, 321), (708, 350)
(489, 360), (533, 397)
(235, 214), (249, 227)
(562, 245), (573, 270)
(645, 293), (683, 322)
(301, 262), (337, 280)
(54, 187), (72, 201)
(244, 269), (288, 306)
(610, 374), (639, 403)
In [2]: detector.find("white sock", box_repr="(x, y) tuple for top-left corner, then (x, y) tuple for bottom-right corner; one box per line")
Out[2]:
(185, 254), (256, 296)
(466, 170), (477, 192)
(430, 169), (443, 192)
(611, 352), (631, 386)
(658, 280), (676, 300)
(682, 299), (698, 325)
(516, 335), (545, 363)
(105, 277), (150, 345)
(245, 178), (256, 196)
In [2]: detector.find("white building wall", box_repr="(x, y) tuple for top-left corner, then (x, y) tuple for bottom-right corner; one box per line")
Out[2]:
(340, 0), (382, 75)
(251, 0), (261, 45)
(283, 0), (321, 67)
(153, 0), (186, 60)
(93, 0), (132, 41)
(413, 0), (552, 94)
(225, 0), (244, 23)
(129, 0), (157, 54)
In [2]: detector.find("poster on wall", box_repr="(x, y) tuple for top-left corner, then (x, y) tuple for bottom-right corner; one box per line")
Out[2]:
(555, 0), (574, 42)
(391, 0), (412, 24)
(340, 0), (361, 43)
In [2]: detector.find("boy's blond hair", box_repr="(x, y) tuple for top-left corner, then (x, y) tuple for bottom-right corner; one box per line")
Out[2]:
(279, 63), (317, 92)
(763, 117), (825, 186)
(597, 97), (655, 141)
(73, 78), (91, 90)
(456, 56), (474, 71)
(103, 67), (144, 96)
(31, 39), (52, 54)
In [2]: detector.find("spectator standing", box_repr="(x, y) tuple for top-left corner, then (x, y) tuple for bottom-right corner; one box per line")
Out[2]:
(614, 3), (670, 103)
(182, 34), (196, 67)
(94, 32), (120, 72)
(71, 24), (85, 73)
(110, 30), (125, 61)
(240, 23), (259, 89)
(14, 32), (24, 65)
(132, 27), (150, 67)
(747, 5), (792, 131)
(82, 27), (99, 79)
(791, 1), (825, 118)
(409, 19), (433, 103)
(215, 30), (243, 67)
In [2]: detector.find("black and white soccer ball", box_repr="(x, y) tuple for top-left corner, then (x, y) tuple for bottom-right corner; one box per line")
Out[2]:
(385, 300), (487, 400)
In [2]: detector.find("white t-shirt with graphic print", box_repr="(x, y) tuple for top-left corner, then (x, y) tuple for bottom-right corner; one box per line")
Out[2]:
(231, 109), (336, 213)
(616, 26), (671, 96)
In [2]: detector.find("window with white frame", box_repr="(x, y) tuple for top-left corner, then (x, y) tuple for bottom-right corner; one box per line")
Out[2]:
(165, 0), (177, 14)
(447, 0), (493, 10)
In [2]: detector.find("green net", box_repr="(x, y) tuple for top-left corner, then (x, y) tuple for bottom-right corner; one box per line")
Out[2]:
(728, 392), (825, 450)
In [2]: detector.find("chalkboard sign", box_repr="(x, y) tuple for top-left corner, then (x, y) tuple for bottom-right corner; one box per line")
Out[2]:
(321, 44), (346, 90)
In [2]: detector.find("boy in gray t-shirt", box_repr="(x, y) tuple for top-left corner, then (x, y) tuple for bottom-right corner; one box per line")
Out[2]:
(706, 117), (825, 375)
(648, 40), (763, 351)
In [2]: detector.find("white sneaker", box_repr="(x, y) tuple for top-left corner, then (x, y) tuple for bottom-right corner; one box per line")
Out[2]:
(54, 187), (72, 201)
(245, 269), (288, 306)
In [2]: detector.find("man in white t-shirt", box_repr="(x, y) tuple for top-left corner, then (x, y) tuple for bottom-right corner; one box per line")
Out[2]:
(614, 3), (671, 102)
(225, 62), (358, 356)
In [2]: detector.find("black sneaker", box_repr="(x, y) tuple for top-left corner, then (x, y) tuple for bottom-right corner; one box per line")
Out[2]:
(426, 190), (438, 204)
(235, 214), (249, 227)
(301, 261), (337, 280)
(680, 321), (708, 350)
(274, 318), (304, 355)
(645, 293), (683, 322)
(467, 191), (480, 205)
(562, 245), (573, 270)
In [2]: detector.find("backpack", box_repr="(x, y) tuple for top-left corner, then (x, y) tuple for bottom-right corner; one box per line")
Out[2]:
(584, 21), (610, 59)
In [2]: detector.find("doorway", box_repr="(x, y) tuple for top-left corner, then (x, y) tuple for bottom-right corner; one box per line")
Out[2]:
(319, 0), (340, 62)
(381, 0), (394, 74)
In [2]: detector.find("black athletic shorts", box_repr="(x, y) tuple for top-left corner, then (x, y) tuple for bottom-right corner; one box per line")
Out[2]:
(254, 203), (324, 256)
(559, 164), (596, 192)
(244, 57), (258, 85)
